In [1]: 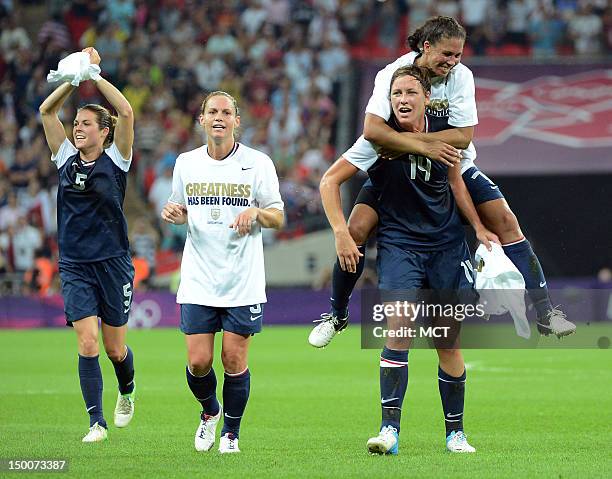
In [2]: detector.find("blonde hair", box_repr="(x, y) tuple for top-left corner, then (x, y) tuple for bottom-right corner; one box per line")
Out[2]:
(200, 91), (240, 116)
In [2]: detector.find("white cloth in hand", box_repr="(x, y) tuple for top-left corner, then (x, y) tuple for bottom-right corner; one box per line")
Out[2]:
(475, 243), (530, 339)
(47, 52), (101, 86)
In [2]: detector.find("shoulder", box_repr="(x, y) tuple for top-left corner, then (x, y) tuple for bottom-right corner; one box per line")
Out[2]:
(176, 145), (206, 164)
(236, 143), (274, 168)
(448, 63), (475, 86)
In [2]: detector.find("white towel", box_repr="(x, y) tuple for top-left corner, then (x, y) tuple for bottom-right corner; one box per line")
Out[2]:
(475, 243), (530, 339)
(47, 52), (101, 86)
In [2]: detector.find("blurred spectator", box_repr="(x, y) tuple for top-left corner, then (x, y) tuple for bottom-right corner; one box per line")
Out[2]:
(568, 2), (603, 54)
(148, 165), (173, 216)
(0, 14), (31, 62)
(11, 216), (41, 274)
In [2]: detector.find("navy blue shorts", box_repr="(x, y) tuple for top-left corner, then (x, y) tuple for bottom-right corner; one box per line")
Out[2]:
(462, 166), (504, 205)
(377, 241), (476, 304)
(180, 303), (264, 335)
(354, 178), (381, 212)
(59, 255), (134, 327)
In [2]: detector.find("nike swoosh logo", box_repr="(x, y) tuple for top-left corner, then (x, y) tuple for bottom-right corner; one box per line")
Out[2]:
(87, 406), (96, 412)
(446, 412), (462, 418)
(539, 281), (547, 287)
(381, 397), (398, 404)
(250, 314), (262, 321)
(490, 185), (499, 190)
(242, 167), (253, 171)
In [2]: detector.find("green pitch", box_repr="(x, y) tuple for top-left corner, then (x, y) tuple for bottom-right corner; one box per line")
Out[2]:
(0, 327), (610, 478)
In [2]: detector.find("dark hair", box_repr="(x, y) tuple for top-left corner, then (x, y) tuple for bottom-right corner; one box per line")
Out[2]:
(77, 104), (117, 148)
(389, 65), (431, 96)
(407, 16), (466, 52)
(200, 91), (240, 116)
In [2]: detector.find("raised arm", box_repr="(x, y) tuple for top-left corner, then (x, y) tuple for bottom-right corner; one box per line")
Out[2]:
(447, 165), (499, 250)
(320, 158), (363, 272)
(84, 47), (134, 159)
(39, 82), (75, 155)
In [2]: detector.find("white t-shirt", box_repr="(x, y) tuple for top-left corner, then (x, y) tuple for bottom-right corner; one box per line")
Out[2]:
(169, 142), (284, 307)
(346, 51), (479, 173)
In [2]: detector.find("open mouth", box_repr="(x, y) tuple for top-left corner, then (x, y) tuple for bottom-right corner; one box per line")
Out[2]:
(75, 134), (86, 140)
(398, 107), (412, 114)
(212, 124), (225, 130)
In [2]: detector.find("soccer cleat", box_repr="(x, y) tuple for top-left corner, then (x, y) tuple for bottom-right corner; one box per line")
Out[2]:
(308, 312), (349, 348)
(366, 425), (399, 455)
(218, 432), (240, 454)
(446, 430), (476, 453)
(194, 407), (222, 452)
(536, 307), (575, 338)
(82, 422), (108, 443)
(114, 386), (135, 428)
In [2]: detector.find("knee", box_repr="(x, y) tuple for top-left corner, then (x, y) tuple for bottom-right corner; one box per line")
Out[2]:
(437, 348), (462, 363)
(493, 210), (522, 241)
(105, 344), (126, 363)
(78, 336), (99, 357)
(221, 349), (246, 374)
(188, 354), (213, 376)
(348, 219), (371, 245)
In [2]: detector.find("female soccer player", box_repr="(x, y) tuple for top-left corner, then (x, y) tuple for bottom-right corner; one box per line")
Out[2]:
(320, 65), (479, 454)
(161, 91), (284, 454)
(39, 48), (136, 443)
(309, 16), (574, 348)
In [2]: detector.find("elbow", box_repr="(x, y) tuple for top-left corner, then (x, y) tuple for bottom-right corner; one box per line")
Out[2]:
(363, 125), (379, 144)
(117, 104), (134, 119)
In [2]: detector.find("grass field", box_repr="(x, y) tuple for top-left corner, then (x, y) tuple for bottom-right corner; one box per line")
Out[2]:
(1, 326), (611, 478)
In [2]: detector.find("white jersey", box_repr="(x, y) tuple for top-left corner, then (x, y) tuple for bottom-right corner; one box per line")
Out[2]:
(345, 51), (479, 173)
(169, 143), (284, 307)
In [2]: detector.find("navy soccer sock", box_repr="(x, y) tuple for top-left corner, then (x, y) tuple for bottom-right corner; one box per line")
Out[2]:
(330, 245), (366, 318)
(503, 239), (553, 318)
(78, 354), (106, 428)
(380, 347), (409, 434)
(438, 366), (466, 437)
(186, 366), (220, 416)
(221, 369), (251, 438)
(111, 345), (135, 395)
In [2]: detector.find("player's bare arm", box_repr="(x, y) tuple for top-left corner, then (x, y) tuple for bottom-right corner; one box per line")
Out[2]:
(364, 113), (461, 166)
(447, 165), (499, 250)
(39, 82), (76, 155)
(230, 207), (284, 236)
(319, 158), (363, 273)
(83, 48), (134, 159)
(161, 202), (187, 225)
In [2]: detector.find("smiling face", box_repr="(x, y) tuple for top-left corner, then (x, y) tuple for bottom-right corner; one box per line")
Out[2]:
(390, 74), (429, 131)
(73, 109), (108, 151)
(419, 36), (464, 78)
(200, 95), (240, 145)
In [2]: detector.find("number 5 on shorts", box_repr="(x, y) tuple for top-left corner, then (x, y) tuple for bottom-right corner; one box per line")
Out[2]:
(123, 283), (133, 313)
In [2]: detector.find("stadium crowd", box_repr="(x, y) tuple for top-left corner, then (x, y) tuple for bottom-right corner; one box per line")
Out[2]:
(1, 0), (611, 295)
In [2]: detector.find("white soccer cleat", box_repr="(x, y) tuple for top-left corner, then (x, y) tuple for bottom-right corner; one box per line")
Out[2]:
(218, 432), (240, 454)
(82, 422), (108, 443)
(446, 430), (476, 453)
(537, 307), (575, 338)
(308, 312), (349, 348)
(366, 425), (399, 455)
(113, 389), (135, 428)
(194, 408), (222, 452)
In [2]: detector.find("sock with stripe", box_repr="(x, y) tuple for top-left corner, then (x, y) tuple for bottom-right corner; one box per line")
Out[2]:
(78, 354), (106, 428)
(221, 368), (251, 438)
(330, 245), (366, 318)
(111, 345), (135, 395)
(503, 238), (553, 318)
(186, 366), (220, 416)
(380, 347), (409, 433)
(438, 366), (466, 437)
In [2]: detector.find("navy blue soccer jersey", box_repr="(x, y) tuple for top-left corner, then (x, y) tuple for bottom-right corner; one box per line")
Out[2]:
(53, 139), (131, 262)
(367, 114), (465, 251)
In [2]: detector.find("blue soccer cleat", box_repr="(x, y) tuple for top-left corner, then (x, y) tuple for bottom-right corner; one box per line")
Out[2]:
(366, 425), (399, 455)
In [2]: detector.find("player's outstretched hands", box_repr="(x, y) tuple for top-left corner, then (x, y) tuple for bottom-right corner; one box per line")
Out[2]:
(420, 139), (461, 167)
(82, 47), (101, 66)
(230, 207), (258, 236)
(476, 227), (500, 251)
(335, 230), (363, 273)
(161, 202), (187, 225)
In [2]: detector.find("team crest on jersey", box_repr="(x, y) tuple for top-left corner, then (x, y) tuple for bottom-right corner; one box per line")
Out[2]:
(210, 208), (221, 220)
(427, 99), (449, 117)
